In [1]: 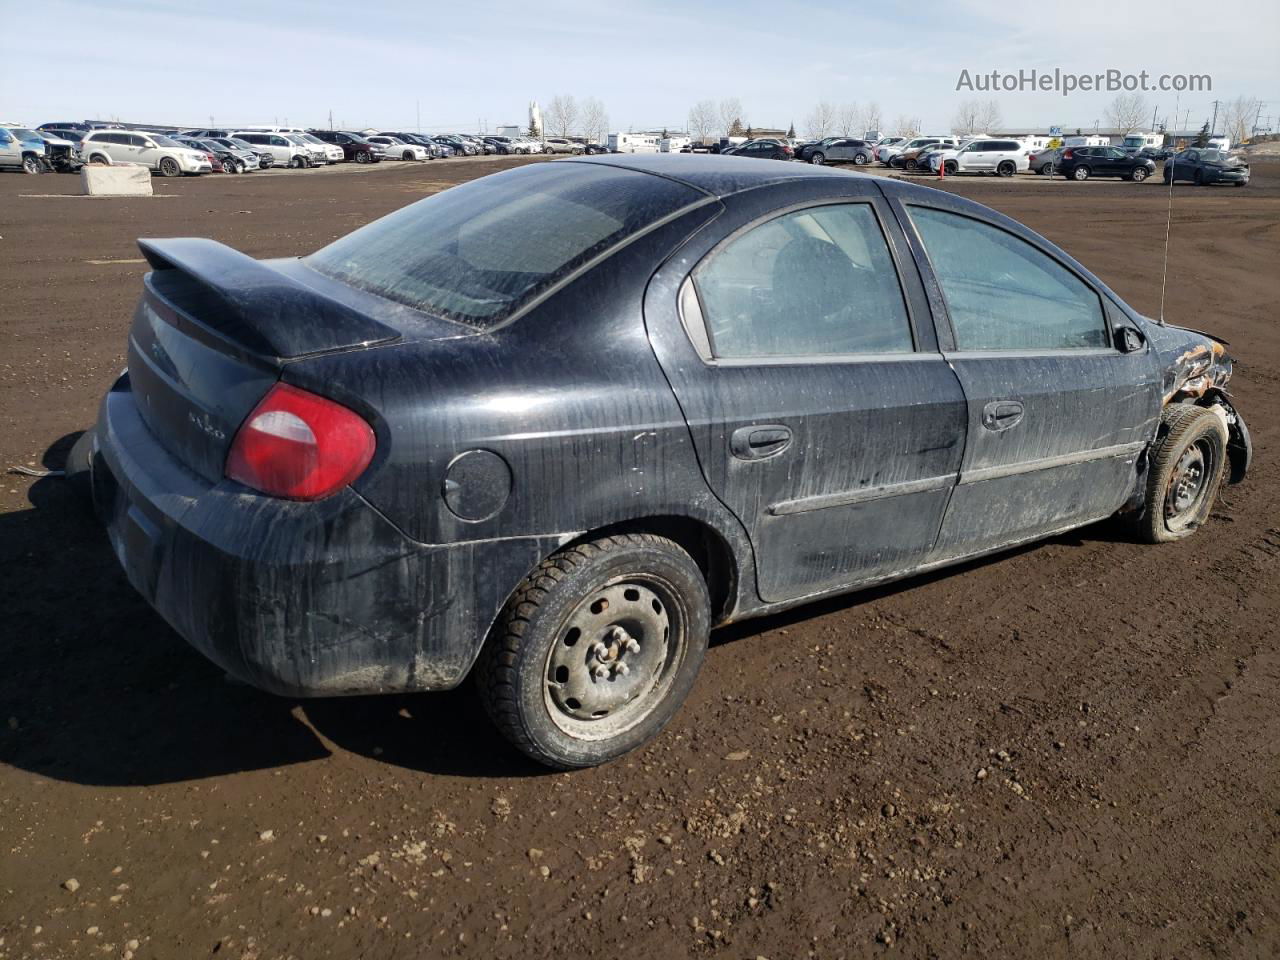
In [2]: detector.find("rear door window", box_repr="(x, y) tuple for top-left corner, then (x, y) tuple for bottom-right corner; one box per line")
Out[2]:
(691, 203), (914, 358)
(909, 206), (1109, 351)
(308, 162), (705, 329)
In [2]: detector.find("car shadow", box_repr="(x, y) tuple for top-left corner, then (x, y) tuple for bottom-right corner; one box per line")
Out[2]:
(0, 434), (542, 786)
(2, 433), (1137, 784)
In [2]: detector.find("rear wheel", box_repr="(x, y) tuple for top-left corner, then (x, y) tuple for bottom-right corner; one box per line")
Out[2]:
(1132, 165), (1149, 182)
(1072, 165), (1091, 181)
(21, 155), (42, 175)
(1039, 162), (1053, 175)
(158, 156), (180, 178)
(476, 534), (711, 769)
(89, 153), (109, 165)
(997, 160), (1016, 176)
(854, 152), (869, 165)
(1135, 404), (1229, 543)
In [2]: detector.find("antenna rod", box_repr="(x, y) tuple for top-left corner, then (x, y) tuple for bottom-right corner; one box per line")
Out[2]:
(1158, 92), (1180, 325)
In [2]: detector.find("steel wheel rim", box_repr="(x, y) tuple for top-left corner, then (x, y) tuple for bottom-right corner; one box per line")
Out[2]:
(543, 576), (685, 740)
(1164, 438), (1215, 531)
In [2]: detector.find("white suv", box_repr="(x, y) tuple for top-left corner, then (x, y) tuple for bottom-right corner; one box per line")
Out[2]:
(79, 130), (212, 176)
(930, 138), (1031, 177)
(878, 135), (958, 166)
(230, 132), (315, 168)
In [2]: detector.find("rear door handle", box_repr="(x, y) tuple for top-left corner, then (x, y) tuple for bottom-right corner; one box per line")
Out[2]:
(730, 424), (792, 460)
(982, 400), (1024, 432)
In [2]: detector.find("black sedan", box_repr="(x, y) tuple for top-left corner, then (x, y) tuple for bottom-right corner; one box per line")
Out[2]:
(70, 156), (1252, 769)
(1058, 146), (1156, 181)
(723, 138), (794, 160)
(1164, 148), (1250, 187)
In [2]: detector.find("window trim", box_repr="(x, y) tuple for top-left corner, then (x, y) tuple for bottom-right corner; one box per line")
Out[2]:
(903, 202), (1115, 354)
(682, 198), (923, 366)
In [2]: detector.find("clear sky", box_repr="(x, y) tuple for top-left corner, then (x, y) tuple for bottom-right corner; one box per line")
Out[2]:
(2, 0), (1276, 135)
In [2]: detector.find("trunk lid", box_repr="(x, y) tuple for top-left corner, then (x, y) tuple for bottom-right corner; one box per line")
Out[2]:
(126, 237), (405, 484)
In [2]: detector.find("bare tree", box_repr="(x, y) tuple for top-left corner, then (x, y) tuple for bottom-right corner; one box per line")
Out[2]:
(546, 94), (579, 137)
(836, 101), (860, 136)
(894, 115), (921, 138)
(718, 98), (744, 138)
(1105, 92), (1149, 133)
(975, 99), (1002, 133)
(579, 97), (608, 143)
(688, 100), (716, 143)
(1222, 95), (1262, 143)
(864, 102), (883, 135)
(952, 99), (981, 135)
(804, 101), (837, 139)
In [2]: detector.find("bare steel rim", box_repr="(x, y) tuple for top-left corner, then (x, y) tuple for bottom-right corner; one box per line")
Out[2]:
(542, 575), (687, 740)
(1164, 436), (1217, 532)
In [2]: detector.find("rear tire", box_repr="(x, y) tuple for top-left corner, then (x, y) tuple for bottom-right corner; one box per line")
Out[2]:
(1073, 165), (1091, 181)
(159, 156), (180, 178)
(1039, 162), (1053, 175)
(854, 152), (869, 164)
(997, 160), (1016, 177)
(476, 534), (711, 769)
(22, 155), (42, 175)
(89, 154), (110, 165)
(1134, 404), (1229, 544)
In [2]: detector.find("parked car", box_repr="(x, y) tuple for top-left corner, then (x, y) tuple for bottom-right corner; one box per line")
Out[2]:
(482, 136), (516, 155)
(1031, 146), (1065, 175)
(806, 138), (874, 165)
(724, 139), (794, 160)
(379, 132), (444, 158)
(897, 140), (955, 172)
(1058, 146), (1156, 182)
(211, 137), (271, 169)
(306, 130), (382, 163)
(543, 137), (585, 155)
(460, 135), (493, 155)
(1163, 148), (1249, 187)
(296, 133), (343, 164)
(38, 121), (93, 134)
(67, 155), (1252, 770)
(931, 139), (1030, 177)
(365, 135), (429, 161)
(178, 137), (254, 174)
(516, 137), (544, 154)
(878, 136), (949, 165)
(0, 126), (48, 174)
(434, 134), (478, 156)
(78, 129), (211, 176)
(231, 132), (314, 168)
(888, 137), (962, 168)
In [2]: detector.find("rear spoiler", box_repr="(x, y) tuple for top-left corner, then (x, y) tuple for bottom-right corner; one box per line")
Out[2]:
(138, 237), (401, 361)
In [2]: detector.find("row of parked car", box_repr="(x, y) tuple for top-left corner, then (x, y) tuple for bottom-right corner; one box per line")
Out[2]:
(1, 121), (612, 176)
(692, 132), (1251, 188)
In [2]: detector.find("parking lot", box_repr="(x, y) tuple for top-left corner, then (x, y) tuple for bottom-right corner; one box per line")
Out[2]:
(1, 156), (1278, 959)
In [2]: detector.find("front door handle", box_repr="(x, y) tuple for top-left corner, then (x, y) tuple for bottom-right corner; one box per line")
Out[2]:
(730, 424), (792, 460)
(981, 400), (1025, 432)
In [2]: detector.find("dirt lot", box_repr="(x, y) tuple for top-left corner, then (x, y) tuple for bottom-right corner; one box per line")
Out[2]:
(1, 156), (1278, 960)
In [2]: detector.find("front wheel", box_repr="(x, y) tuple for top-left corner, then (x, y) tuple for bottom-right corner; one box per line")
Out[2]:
(1134, 404), (1229, 543)
(904, 158), (918, 172)
(476, 534), (711, 769)
(810, 152), (825, 165)
(944, 159), (958, 176)
(158, 156), (180, 178)
(997, 160), (1016, 177)
(1072, 165), (1091, 181)
(1132, 166), (1149, 182)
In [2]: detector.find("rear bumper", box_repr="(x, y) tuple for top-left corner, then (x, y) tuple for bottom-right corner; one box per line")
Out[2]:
(88, 372), (565, 697)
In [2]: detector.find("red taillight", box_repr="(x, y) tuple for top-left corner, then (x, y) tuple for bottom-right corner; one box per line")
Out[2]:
(225, 383), (375, 500)
(1063, 148), (1074, 159)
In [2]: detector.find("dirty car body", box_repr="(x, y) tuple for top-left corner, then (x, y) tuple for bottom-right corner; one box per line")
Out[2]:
(75, 156), (1251, 762)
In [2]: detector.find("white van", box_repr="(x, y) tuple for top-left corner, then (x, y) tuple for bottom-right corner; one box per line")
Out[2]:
(78, 129), (212, 176)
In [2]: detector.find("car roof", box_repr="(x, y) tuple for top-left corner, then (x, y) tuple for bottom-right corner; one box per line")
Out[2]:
(557, 154), (859, 198)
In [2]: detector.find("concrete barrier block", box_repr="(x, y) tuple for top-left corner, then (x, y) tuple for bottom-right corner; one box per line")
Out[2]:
(80, 165), (153, 197)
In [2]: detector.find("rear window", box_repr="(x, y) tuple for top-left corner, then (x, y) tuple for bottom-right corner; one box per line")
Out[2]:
(307, 163), (704, 329)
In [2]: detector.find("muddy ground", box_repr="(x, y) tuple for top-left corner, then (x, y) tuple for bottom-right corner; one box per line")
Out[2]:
(1, 156), (1278, 960)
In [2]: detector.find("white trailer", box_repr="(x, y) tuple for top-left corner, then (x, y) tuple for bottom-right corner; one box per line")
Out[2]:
(1120, 131), (1164, 152)
(608, 133), (660, 153)
(660, 136), (691, 153)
